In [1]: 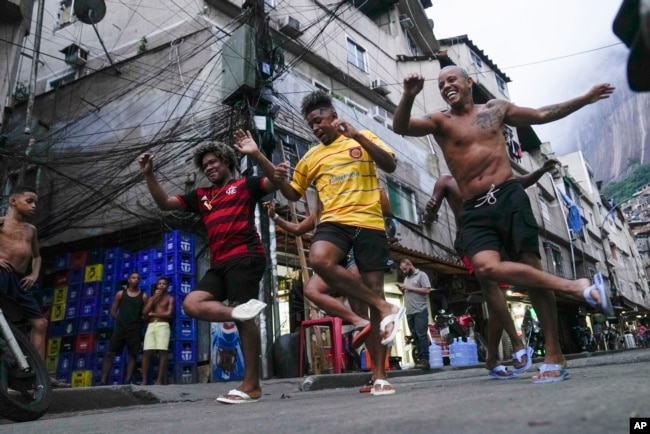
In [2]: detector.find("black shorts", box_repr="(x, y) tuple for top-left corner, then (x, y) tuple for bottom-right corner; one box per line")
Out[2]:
(194, 255), (266, 306)
(109, 324), (142, 355)
(0, 267), (44, 320)
(313, 222), (389, 272)
(458, 180), (540, 261)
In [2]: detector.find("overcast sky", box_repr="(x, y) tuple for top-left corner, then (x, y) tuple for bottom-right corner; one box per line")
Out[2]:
(427, 0), (627, 153)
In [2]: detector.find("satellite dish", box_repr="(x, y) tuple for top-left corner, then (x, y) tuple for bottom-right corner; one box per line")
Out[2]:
(74, 0), (107, 24)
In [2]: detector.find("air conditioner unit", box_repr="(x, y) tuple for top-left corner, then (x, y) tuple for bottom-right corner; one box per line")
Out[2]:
(278, 15), (301, 37)
(372, 106), (388, 122)
(399, 15), (414, 29)
(371, 78), (390, 96)
(60, 44), (88, 66)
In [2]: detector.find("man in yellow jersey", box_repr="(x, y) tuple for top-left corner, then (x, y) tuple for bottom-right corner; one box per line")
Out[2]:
(274, 90), (405, 396)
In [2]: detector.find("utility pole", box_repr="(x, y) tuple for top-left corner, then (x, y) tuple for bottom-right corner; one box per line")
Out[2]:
(239, 0), (279, 379)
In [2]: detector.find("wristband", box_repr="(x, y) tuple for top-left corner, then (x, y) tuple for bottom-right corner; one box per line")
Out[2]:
(272, 214), (280, 221)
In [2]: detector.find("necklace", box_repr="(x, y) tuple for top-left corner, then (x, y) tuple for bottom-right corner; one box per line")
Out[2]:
(204, 179), (231, 211)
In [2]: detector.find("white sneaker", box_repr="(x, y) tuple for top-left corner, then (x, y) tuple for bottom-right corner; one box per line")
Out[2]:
(232, 299), (267, 320)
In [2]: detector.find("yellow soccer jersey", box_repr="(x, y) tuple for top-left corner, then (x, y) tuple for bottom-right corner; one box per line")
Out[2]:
(290, 130), (394, 230)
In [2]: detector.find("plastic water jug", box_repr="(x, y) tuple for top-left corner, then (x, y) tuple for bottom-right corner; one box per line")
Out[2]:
(429, 341), (444, 368)
(449, 338), (458, 366)
(466, 338), (478, 365)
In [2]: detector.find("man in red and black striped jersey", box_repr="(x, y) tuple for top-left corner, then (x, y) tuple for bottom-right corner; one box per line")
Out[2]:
(138, 130), (277, 404)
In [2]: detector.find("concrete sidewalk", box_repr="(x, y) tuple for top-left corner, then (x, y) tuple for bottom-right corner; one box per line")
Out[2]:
(46, 348), (650, 415)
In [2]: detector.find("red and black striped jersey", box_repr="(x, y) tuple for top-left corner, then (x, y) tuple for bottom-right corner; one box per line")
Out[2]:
(176, 176), (266, 263)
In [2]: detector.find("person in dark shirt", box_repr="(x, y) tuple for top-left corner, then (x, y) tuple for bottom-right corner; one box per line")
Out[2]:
(138, 130), (278, 403)
(100, 271), (147, 385)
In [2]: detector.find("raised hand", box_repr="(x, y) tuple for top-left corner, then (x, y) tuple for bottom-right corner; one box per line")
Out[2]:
(233, 129), (259, 155)
(585, 83), (615, 104)
(138, 153), (154, 174)
(403, 73), (425, 98)
(541, 158), (560, 172)
(330, 118), (358, 139)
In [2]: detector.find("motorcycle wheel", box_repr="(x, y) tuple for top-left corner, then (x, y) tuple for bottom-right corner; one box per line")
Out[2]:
(0, 322), (52, 422)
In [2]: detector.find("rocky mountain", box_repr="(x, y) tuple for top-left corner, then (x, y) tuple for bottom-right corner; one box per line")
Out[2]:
(550, 48), (650, 185)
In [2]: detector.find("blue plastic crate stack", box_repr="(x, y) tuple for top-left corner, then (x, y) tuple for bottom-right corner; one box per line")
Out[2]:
(158, 230), (198, 385)
(44, 230), (199, 386)
(96, 247), (136, 385)
(46, 249), (107, 387)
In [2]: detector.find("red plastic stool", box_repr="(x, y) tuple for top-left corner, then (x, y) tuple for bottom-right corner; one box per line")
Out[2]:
(299, 317), (343, 375)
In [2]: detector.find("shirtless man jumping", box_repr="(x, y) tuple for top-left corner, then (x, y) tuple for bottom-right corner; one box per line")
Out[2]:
(394, 66), (614, 383)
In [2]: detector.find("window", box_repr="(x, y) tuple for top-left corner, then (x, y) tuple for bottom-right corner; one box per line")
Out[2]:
(346, 38), (368, 72)
(406, 32), (421, 56)
(386, 179), (418, 223)
(345, 98), (368, 115)
(57, 0), (77, 28)
(49, 72), (77, 90)
(313, 80), (330, 93)
(610, 242), (618, 261)
(547, 243), (565, 277)
(540, 200), (550, 222)
(496, 75), (507, 96)
(470, 50), (485, 76)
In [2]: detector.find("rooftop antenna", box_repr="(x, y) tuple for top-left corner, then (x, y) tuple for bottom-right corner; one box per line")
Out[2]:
(74, 0), (121, 75)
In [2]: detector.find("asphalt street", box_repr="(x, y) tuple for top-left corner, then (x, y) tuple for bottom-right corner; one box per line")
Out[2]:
(2, 349), (648, 434)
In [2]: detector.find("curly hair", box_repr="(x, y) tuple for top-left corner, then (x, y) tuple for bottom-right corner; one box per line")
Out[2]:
(192, 141), (237, 173)
(300, 90), (334, 118)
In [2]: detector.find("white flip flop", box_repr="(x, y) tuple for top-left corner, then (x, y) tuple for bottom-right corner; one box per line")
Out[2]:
(379, 306), (406, 346)
(232, 299), (267, 321)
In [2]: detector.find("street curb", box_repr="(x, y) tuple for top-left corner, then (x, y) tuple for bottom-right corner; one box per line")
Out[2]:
(48, 385), (158, 414)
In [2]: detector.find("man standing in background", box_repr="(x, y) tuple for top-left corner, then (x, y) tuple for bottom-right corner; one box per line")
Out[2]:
(398, 259), (431, 369)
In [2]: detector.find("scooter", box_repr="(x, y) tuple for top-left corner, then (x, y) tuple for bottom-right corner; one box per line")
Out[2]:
(522, 316), (545, 357)
(0, 292), (52, 422)
(435, 306), (488, 362)
(573, 325), (596, 352)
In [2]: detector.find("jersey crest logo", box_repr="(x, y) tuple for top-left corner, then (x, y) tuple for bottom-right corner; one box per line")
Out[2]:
(349, 147), (362, 159)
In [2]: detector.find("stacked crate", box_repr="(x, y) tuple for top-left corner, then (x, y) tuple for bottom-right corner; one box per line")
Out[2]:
(163, 230), (198, 384)
(69, 248), (103, 387)
(47, 250), (88, 385)
(93, 247), (134, 385)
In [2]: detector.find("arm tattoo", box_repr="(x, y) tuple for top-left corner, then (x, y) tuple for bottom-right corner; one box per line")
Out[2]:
(541, 100), (582, 119)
